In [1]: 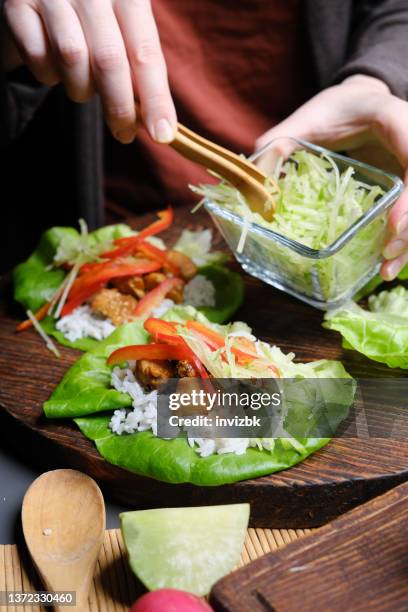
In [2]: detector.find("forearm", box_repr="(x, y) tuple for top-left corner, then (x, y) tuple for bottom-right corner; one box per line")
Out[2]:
(335, 0), (408, 100)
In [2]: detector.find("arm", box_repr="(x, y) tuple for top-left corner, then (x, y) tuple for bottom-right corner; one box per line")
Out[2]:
(335, 0), (408, 99)
(257, 1), (408, 280)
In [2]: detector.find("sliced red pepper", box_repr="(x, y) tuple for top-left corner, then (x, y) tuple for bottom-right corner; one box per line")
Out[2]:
(102, 208), (174, 259)
(16, 301), (52, 332)
(185, 320), (224, 350)
(136, 240), (180, 275)
(134, 277), (183, 318)
(61, 282), (106, 317)
(69, 259), (161, 302)
(144, 318), (209, 379)
(107, 342), (192, 366)
(144, 318), (178, 340)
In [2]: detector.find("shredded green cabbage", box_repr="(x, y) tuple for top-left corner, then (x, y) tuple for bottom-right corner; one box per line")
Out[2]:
(173, 229), (229, 266)
(193, 150), (386, 305)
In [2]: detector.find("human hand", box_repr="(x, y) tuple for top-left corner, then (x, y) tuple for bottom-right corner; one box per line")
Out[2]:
(255, 75), (408, 280)
(3, 0), (176, 144)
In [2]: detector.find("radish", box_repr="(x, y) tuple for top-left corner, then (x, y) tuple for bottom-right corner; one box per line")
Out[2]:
(130, 589), (213, 611)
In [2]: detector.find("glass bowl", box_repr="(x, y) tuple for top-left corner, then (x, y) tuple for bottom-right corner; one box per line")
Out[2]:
(204, 137), (404, 310)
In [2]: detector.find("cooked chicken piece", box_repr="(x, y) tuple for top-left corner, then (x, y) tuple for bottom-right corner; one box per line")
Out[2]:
(168, 284), (184, 304)
(144, 272), (166, 290)
(111, 275), (145, 298)
(175, 360), (199, 378)
(135, 359), (174, 389)
(90, 288), (137, 326)
(144, 272), (185, 304)
(165, 251), (198, 280)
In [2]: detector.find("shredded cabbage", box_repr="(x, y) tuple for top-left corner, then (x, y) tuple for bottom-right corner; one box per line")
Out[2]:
(193, 150), (386, 304)
(174, 229), (228, 266)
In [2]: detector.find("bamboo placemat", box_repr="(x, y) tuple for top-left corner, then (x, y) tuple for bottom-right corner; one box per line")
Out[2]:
(0, 528), (312, 611)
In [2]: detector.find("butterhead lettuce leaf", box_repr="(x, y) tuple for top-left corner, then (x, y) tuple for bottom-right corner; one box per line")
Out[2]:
(324, 286), (408, 369)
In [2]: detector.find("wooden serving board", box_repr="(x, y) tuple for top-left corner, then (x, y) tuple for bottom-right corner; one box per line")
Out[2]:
(0, 527), (310, 611)
(211, 480), (408, 611)
(1, 207), (408, 528)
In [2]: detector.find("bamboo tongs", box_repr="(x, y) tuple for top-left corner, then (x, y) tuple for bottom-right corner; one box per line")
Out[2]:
(170, 123), (277, 221)
(135, 103), (277, 221)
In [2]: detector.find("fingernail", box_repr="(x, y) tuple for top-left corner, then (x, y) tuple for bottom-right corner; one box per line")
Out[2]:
(397, 212), (408, 235)
(116, 127), (136, 144)
(383, 239), (406, 259)
(153, 118), (174, 143)
(384, 260), (401, 280)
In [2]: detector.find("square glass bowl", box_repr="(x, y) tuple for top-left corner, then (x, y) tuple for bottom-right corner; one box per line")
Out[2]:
(204, 137), (403, 310)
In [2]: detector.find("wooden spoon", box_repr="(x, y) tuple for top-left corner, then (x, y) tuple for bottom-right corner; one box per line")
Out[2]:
(22, 469), (105, 612)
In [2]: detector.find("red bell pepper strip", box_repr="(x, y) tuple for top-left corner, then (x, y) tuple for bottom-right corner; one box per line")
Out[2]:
(134, 277), (183, 318)
(136, 240), (180, 275)
(144, 318), (178, 339)
(107, 342), (192, 366)
(185, 320), (224, 350)
(16, 301), (52, 332)
(102, 208), (174, 259)
(61, 282), (106, 317)
(143, 318), (209, 378)
(69, 259), (161, 302)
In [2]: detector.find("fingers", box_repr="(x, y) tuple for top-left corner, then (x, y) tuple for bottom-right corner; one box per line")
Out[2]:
(381, 251), (408, 280)
(386, 174), (408, 237)
(115, 0), (176, 142)
(75, 0), (136, 143)
(4, 0), (59, 85)
(40, 0), (92, 102)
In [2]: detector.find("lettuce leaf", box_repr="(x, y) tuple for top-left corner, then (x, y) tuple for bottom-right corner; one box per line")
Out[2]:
(44, 311), (353, 486)
(74, 416), (332, 486)
(13, 225), (243, 350)
(324, 286), (408, 369)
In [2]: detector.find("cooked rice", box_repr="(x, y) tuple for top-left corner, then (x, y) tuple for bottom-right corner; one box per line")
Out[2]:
(184, 275), (216, 308)
(56, 305), (115, 342)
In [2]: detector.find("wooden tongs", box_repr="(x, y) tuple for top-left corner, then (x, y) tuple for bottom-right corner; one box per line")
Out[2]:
(135, 103), (277, 221)
(171, 123), (277, 221)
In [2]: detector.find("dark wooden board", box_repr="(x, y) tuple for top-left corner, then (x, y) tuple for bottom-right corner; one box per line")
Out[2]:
(1, 207), (408, 528)
(211, 480), (408, 611)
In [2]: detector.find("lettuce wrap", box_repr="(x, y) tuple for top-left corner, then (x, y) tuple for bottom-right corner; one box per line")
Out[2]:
(44, 306), (354, 486)
(324, 285), (408, 369)
(13, 224), (243, 351)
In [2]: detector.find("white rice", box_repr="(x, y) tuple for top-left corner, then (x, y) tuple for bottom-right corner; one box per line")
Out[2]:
(57, 276), (215, 342)
(151, 298), (175, 318)
(184, 275), (216, 308)
(110, 367), (158, 435)
(109, 366), (271, 457)
(56, 305), (115, 342)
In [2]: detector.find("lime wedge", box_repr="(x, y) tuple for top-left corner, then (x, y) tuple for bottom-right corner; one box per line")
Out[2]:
(120, 504), (250, 596)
